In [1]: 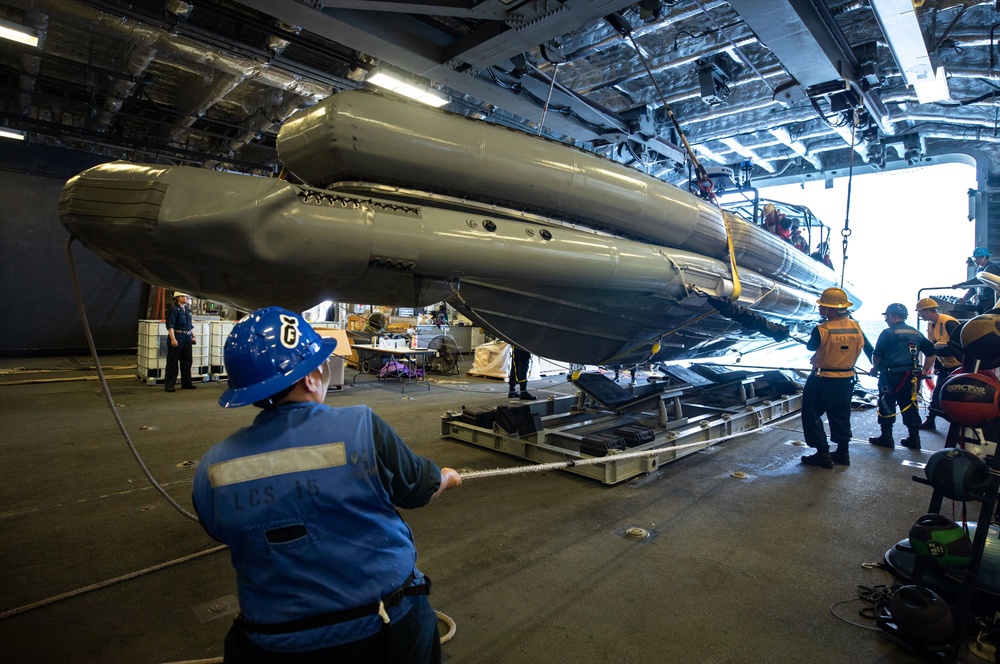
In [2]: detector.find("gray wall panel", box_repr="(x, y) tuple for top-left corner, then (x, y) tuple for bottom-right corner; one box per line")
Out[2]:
(0, 169), (143, 356)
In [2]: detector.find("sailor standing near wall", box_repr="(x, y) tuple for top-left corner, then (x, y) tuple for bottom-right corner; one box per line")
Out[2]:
(800, 288), (871, 469)
(164, 292), (197, 393)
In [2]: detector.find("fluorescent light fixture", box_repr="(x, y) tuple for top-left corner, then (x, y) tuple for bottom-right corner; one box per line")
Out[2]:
(913, 66), (950, 104)
(367, 71), (449, 107)
(869, 0), (949, 103)
(0, 127), (25, 141)
(0, 18), (38, 47)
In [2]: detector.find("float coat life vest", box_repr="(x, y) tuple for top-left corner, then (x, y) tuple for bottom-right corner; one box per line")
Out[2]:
(192, 402), (421, 652)
(928, 314), (961, 369)
(810, 318), (864, 378)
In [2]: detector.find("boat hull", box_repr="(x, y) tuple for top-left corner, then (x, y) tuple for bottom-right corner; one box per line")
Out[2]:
(61, 163), (830, 364)
(59, 90), (861, 365)
(277, 90), (842, 297)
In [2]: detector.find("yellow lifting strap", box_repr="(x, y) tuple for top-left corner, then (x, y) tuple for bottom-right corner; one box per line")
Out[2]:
(622, 29), (742, 301)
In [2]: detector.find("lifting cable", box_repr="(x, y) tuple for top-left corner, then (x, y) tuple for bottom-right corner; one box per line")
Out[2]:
(839, 114), (857, 288)
(66, 236), (199, 523)
(537, 63), (560, 136)
(610, 18), (742, 301)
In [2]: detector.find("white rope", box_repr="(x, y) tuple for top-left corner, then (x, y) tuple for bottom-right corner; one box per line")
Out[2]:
(457, 417), (792, 480)
(0, 545), (227, 621)
(437, 610), (457, 643)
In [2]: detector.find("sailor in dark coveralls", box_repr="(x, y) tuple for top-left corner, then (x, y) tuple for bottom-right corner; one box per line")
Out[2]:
(869, 303), (936, 451)
(800, 287), (871, 469)
(164, 291), (197, 392)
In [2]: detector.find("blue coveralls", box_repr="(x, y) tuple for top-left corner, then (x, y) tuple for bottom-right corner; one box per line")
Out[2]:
(164, 303), (195, 389)
(873, 323), (936, 430)
(192, 403), (443, 662)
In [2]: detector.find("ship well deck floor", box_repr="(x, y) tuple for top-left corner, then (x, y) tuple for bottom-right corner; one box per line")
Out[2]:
(0, 355), (957, 663)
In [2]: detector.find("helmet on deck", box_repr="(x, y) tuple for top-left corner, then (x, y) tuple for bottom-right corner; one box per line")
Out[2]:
(219, 307), (337, 408)
(816, 287), (853, 309)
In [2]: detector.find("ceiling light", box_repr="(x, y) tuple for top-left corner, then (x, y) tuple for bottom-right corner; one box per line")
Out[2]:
(0, 18), (38, 47)
(913, 66), (950, 104)
(869, 0), (949, 104)
(0, 127), (25, 141)
(367, 71), (449, 107)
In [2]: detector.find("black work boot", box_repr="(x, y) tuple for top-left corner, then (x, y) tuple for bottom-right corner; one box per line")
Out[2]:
(801, 450), (834, 469)
(519, 391), (538, 401)
(918, 416), (937, 431)
(901, 428), (921, 450)
(507, 390), (517, 398)
(830, 444), (850, 466)
(869, 423), (895, 449)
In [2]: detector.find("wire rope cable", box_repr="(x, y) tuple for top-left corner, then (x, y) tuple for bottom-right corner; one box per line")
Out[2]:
(839, 116), (856, 288)
(537, 63), (560, 136)
(66, 236), (200, 522)
(614, 21), (742, 300)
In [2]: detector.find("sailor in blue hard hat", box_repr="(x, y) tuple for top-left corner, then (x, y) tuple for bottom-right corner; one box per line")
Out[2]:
(955, 247), (1000, 314)
(882, 302), (909, 319)
(193, 306), (461, 662)
(869, 303), (936, 451)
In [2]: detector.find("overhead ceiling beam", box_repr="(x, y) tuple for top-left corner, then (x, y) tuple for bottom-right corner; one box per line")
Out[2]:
(233, 0), (637, 142)
(726, 0), (890, 134)
(312, 1), (509, 19)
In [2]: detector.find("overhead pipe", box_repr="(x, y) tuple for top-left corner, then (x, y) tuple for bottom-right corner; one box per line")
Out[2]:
(559, 0), (731, 61)
(16, 7), (45, 115)
(4, 0), (334, 100)
(96, 45), (158, 131)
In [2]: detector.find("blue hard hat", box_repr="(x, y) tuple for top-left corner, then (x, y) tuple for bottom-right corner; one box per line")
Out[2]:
(973, 247), (991, 258)
(883, 303), (908, 318)
(219, 307), (337, 408)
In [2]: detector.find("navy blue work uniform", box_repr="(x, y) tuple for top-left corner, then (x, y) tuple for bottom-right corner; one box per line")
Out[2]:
(957, 260), (1000, 314)
(873, 323), (935, 430)
(192, 403), (443, 663)
(508, 346), (531, 393)
(164, 301), (195, 390)
(801, 317), (865, 453)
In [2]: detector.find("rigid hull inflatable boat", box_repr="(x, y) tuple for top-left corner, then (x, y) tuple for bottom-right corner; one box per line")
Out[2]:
(60, 90), (858, 366)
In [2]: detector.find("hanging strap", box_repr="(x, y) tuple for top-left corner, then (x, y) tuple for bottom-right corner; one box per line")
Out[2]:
(609, 24), (742, 301)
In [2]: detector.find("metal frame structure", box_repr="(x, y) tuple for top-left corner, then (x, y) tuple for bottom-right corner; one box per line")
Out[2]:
(441, 372), (802, 484)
